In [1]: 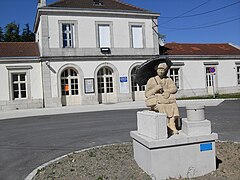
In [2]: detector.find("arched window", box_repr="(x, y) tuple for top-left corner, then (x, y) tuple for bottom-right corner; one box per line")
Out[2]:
(97, 67), (114, 93)
(61, 68), (79, 96)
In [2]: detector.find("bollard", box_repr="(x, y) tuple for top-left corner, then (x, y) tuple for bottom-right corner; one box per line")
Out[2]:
(186, 106), (205, 121)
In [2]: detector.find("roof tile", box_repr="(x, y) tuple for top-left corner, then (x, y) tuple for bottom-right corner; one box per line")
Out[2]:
(165, 43), (240, 55)
(48, 0), (150, 12)
(0, 42), (40, 57)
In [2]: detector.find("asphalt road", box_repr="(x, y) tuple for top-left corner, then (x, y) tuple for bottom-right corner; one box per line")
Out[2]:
(0, 100), (239, 180)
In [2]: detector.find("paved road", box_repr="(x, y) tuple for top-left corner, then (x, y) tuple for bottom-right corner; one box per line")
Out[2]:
(0, 100), (239, 180)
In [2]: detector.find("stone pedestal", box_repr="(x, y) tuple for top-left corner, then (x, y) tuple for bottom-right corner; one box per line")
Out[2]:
(131, 131), (218, 180)
(182, 119), (211, 136)
(182, 106), (212, 136)
(131, 109), (218, 180)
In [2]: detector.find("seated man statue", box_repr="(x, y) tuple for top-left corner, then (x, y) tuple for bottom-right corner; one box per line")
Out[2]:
(145, 62), (179, 135)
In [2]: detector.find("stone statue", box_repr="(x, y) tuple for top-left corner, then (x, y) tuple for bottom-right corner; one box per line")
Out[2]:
(145, 62), (179, 135)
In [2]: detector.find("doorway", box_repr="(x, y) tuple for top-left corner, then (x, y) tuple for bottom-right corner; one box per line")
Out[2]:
(61, 68), (80, 106)
(97, 67), (115, 104)
(206, 67), (217, 95)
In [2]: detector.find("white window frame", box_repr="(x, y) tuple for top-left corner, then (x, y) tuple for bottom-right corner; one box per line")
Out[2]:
(236, 65), (240, 85)
(204, 62), (218, 89)
(169, 67), (180, 89)
(6, 66), (32, 100)
(95, 22), (113, 48)
(97, 67), (114, 93)
(61, 68), (79, 96)
(59, 21), (78, 48)
(129, 23), (145, 49)
(12, 73), (27, 99)
(168, 63), (184, 89)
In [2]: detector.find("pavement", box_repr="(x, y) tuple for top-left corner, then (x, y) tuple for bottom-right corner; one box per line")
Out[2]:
(0, 99), (224, 120)
(0, 98), (238, 180)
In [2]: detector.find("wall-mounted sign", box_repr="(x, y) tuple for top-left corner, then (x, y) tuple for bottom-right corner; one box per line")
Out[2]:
(84, 78), (95, 94)
(120, 76), (129, 93)
(200, 143), (212, 152)
(209, 67), (215, 73)
(120, 76), (128, 83)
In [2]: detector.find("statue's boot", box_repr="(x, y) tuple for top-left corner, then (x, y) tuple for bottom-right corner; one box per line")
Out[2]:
(168, 117), (178, 134)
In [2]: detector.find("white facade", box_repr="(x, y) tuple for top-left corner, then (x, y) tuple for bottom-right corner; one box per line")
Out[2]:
(0, 1), (240, 111)
(170, 56), (240, 97)
(0, 58), (43, 110)
(33, 2), (160, 107)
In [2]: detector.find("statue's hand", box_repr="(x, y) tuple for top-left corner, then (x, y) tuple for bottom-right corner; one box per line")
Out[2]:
(162, 91), (170, 99)
(154, 104), (160, 111)
(154, 85), (163, 93)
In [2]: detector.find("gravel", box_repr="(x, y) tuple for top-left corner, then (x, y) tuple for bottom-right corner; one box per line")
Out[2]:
(33, 141), (240, 180)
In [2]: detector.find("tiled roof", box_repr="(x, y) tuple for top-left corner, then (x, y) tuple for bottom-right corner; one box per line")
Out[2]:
(48, 0), (150, 12)
(165, 43), (240, 56)
(0, 42), (40, 57)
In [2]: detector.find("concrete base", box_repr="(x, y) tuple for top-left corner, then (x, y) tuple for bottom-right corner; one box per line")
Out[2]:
(131, 131), (218, 180)
(182, 118), (212, 136)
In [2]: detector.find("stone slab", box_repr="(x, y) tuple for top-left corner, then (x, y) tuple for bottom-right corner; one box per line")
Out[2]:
(130, 131), (218, 149)
(182, 118), (211, 136)
(137, 111), (168, 140)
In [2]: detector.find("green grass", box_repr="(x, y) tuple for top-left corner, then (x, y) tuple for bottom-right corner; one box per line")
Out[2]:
(177, 92), (240, 100)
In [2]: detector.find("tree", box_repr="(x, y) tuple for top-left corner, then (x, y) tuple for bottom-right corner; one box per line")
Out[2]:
(21, 24), (35, 42)
(4, 22), (21, 42)
(0, 27), (4, 42)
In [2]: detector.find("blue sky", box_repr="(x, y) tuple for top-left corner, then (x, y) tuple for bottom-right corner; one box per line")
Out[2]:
(0, 0), (239, 45)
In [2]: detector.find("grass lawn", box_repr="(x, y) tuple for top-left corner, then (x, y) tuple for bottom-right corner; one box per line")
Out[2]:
(177, 92), (240, 100)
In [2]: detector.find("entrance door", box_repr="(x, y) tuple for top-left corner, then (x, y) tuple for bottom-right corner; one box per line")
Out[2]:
(97, 67), (115, 104)
(206, 67), (216, 95)
(61, 68), (80, 106)
(131, 66), (145, 101)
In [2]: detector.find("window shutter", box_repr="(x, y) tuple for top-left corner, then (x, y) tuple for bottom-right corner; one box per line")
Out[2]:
(99, 25), (110, 48)
(132, 26), (143, 48)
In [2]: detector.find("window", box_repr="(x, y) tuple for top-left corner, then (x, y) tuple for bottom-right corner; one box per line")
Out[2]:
(237, 66), (240, 84)
(170, 68), (180, 88)
(61, 68), (79, 96)
(6, 65), (32, 100)
(131, 25), (143, 48)
(98, 24), (111, 48)
(62, 24), (74, 48)
(97, 67), (114, 93)
(12, 73), (27, 99)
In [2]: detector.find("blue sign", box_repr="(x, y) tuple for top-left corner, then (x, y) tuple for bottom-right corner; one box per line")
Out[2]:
(200, 143), (212, 152)
(120, 76), (128, 83)
(209, 67), (215, 73)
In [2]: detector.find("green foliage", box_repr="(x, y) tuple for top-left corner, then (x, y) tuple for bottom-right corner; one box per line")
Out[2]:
(4, 22), (21, 42)
(177, 92), (240, 100)
(0, 27), (4, 42)
(1, 22), (35, 42)
(21, 24), (35, 42)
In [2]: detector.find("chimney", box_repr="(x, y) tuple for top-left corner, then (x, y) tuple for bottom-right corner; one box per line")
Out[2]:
(38, 0), (46, 8)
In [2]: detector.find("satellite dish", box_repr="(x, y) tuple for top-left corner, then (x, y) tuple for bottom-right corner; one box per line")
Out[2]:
(159, 38), (165, 46)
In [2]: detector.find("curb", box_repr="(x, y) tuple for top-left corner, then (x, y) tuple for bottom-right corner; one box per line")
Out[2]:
(25, 142), (130, 180)
(25, 140), (239, 180)
(0, 99), (229, 121)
